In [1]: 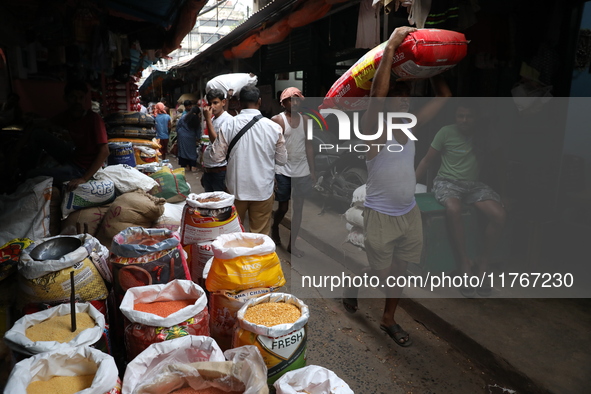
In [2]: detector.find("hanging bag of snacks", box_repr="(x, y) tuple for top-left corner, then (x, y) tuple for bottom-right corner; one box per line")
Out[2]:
(4, 302), (105, 357)
(119, 279), (209, 361)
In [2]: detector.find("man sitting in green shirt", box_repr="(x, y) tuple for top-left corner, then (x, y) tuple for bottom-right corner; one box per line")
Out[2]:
(416, 102), (506, 297)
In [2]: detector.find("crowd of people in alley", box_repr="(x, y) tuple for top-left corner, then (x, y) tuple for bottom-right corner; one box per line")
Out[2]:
(17, 27), (507, 350)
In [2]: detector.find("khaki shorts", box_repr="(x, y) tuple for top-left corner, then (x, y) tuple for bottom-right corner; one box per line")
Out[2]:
(364, 205), (423, 271)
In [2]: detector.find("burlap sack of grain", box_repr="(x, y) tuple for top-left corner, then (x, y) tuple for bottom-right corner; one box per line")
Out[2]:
(96, 190), (165, 248)
(18, 234), (109, 305)
(61, 204), (111, 237)
(233, 293), (309, 385)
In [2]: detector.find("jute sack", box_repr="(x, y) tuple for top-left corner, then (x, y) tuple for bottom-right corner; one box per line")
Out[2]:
(61, 204), (111, 237)
(233, 293), (309, 385)
(96, 190), (165, 248)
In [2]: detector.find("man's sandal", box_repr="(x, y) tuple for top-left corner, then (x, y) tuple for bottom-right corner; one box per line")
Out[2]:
(342, 297), (358, 314)
(380, 324), (413, 347)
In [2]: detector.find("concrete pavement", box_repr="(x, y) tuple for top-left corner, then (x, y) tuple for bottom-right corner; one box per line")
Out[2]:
(180, 161), (591, 393)
(291, 194), (591, 394)
(180, 164), (519, 393)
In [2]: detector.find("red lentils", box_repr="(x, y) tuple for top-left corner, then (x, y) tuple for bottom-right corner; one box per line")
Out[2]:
(25, 313), (95, 343)
(134, 300), (195, 317)
(27, 374), (95, 394)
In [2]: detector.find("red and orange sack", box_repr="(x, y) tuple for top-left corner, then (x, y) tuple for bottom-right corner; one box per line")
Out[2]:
(321, 29), (468, 110)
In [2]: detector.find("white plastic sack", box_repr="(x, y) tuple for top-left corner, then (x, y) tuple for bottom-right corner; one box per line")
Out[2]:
(351, 184), (366, 207)
(154, 202), (185, 231)
(0, 176), (52, 246)
(274, 365), (354, 394)
(62, 178), (116, 219)
(121, 335), (225, 394)
(235, 293), (309, 341)
(119, 279), (208, 328)
(347, 227), (365, 249)
(95, 164), (159, 194)
(4, 303), (105, 356)
(415, 183), (428, 193)
(134, 346), (268, 394)
(186, 191), (235, 209)
(19, 233), (109, 280)
(205, 73), (258, 98)
(211, 232), (276, 260)
(344, 206), (364, 228)
(4, 346), (119, 394)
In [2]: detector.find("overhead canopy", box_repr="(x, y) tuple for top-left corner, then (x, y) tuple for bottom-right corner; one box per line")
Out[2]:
(0, 0), (207, 58)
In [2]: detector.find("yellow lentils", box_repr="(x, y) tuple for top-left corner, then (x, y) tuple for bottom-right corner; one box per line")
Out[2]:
(243, 302), (301, 327)
(27, 374), (95, 394)
(25, 313), (95, 343)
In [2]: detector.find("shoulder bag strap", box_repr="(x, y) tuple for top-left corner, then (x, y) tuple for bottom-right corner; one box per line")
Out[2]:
(226, 114), (263, 161)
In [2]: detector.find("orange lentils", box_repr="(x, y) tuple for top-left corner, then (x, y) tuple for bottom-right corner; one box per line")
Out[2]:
(27, 374), (95, 394)
(134, 300), (195, 317)
(243, 302), (301, 327)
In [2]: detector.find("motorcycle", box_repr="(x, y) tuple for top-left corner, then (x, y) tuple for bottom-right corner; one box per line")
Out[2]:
(311, 127), (368, 212)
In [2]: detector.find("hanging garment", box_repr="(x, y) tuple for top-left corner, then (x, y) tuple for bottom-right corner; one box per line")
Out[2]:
(408, 0), (431, 29)
(356, 0), (381, 49)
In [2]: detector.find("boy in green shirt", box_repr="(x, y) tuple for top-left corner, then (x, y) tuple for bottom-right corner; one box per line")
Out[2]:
(416, 103), (506, 297)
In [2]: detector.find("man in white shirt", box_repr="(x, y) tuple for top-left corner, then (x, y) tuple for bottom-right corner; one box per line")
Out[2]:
(209, 86), (287, 234)
(203, 89), (233, 192)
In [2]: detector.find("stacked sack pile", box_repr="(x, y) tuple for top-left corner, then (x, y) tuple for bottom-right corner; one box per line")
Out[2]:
(103, 77), (142, 114)
(104, 111), (158, 167)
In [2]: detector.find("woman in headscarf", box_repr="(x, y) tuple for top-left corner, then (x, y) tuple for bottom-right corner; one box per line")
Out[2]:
(153, 102), (171, 159)
(175, 100), (202, 172)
